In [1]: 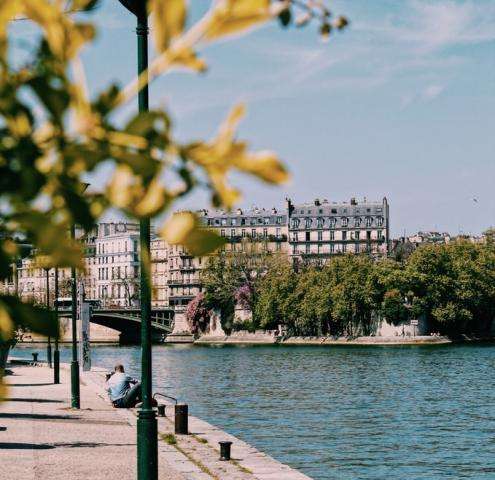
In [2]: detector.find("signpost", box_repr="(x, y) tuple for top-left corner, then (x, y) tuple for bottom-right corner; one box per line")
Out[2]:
(77, 282), (91, 372)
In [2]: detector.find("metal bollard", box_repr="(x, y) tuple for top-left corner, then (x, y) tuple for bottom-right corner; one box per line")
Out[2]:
(32, 352), (38, 363)
(157, 404), (166, 417)
(219, 441), (232, 461)
(175, 403), (188, 434)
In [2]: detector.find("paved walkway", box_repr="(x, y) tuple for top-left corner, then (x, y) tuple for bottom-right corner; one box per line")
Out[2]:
(1, 365), (183, 480)
(2, 363), (312, 480)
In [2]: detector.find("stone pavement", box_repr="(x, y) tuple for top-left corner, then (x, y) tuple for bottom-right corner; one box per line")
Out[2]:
(1, 363), (312, 480)
(1, 364), (185, 480)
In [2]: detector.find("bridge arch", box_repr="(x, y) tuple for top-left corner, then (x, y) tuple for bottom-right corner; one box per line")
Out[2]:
(59, 308), (174, 344)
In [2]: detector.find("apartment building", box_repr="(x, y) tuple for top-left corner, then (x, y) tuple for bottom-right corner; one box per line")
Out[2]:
(92, 222), (141, 307)
(151, 237), (168, 307)
(287, 197), (390, 261)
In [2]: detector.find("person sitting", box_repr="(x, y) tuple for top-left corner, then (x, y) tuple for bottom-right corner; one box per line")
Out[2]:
(106, 364), (141, 408)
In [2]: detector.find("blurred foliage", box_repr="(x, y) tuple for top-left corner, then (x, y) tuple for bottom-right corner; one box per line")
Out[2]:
(0, 0), (347, 386)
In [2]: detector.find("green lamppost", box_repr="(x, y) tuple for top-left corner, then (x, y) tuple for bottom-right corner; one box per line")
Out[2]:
(116, 2), (157, 479)
(70, 223), (80, 408)
(69, 183), (90, 407)
(45, 268), (52, 368)
(53, 267), (60, 384)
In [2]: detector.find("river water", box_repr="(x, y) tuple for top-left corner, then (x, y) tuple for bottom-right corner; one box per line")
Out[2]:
(12, 343), (495, 479)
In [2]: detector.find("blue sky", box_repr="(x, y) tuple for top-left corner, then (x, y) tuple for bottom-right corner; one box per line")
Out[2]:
(16, 1), (495, 236)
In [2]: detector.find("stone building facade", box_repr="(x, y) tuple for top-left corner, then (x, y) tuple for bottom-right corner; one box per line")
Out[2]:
(92, 222), (142, 307)
(151, 237), (168, 307)
(287, 197), (389, 262)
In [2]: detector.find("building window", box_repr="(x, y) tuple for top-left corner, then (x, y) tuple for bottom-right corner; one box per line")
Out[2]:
(318, 231), (323, 241)
(355, 243), (360, 253)
(378, 230), (383, 240)
(251, 229), (256, 238)
(264, 217), (270, 225)
(276, 227), (281, 238)
(366, 217), (373, 227)
(330, 243), (335, 253)
(329, 218), (336, 229)
(305, 244), (310, 254)
(294, 232), (298, 242)
(231, 229), (235, 237)
(355, 231), (360, 240)
(221, 218), (227, 226)
(330, 231), (335, 240)
(305, 218), (312, 229)
(242, 229), (246, 237)
(342, 231), (347, 241)
(341, 217), (348, 227)
(263, 228), (268, 238)
(291, 218), (300, 229)
(367, 231), (371, 240)
(342, 244), (347, 253)
(221, 229), (225, 236)
(377, 216), (384, 227)
(354, 217), (362, 227)
(231, 218), (237, 226)
(241, 218), (246, 225)
(276, 216), (282, 224)
(292, 244), (297, 254)
(317, 217), (324, 229)
(305, 231), (310, 241)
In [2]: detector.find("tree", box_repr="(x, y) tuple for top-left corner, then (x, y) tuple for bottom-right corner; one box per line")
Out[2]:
(405, 241), (495, 336)
(254, 256), (297, 331)
(202, 244), (278, 331)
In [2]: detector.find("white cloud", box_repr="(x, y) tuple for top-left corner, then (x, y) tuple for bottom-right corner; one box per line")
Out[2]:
(423, 84), (445, 100)
(358, 0), (495, 54)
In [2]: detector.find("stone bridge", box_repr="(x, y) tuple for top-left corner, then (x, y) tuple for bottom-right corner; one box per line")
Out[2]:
(59, 308), (174, 343)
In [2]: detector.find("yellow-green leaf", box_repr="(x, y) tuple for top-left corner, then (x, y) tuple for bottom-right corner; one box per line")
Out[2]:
(233, 151), (290, 184)
(149, 0), (187, 52)
(160, 212), (226, 255)
(205, 0), (272, 41)
(0, 305), (14, 341)
(134, 179), (172, 218)
(169, 47), (207, 73)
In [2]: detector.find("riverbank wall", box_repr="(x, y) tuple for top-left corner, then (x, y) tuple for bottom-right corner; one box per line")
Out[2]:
(194, 332), (452, 346)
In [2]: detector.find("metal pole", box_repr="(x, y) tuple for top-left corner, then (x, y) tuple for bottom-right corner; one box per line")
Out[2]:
(136, 13), (157, 480)
(53, 267), (60, 384)
(70, 224), (80, 408)
(45, 269), (52, 368)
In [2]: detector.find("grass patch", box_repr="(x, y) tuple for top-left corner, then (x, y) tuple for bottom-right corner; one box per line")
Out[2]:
(161, 433), (177, 445)
(191, 433), (208, 444)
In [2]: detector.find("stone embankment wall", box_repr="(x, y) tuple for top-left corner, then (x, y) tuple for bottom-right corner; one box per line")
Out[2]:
(20, 318), (120, 343)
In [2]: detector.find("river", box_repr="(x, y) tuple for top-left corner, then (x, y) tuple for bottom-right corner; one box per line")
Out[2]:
(12, 343), (495, 479)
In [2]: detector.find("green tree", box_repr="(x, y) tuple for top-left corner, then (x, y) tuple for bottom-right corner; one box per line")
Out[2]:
(254, 256), (297, 331)
(202, 245), (278, 331)
(405, 241), (495, 336)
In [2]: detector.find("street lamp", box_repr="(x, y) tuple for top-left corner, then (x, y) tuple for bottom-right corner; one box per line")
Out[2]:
(116, 2), (157, 479)
(70, 182), (90, 409)
(45, 268), (52, 368)
(70, 222), (80, 408)
(53, 267), (60, 384)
